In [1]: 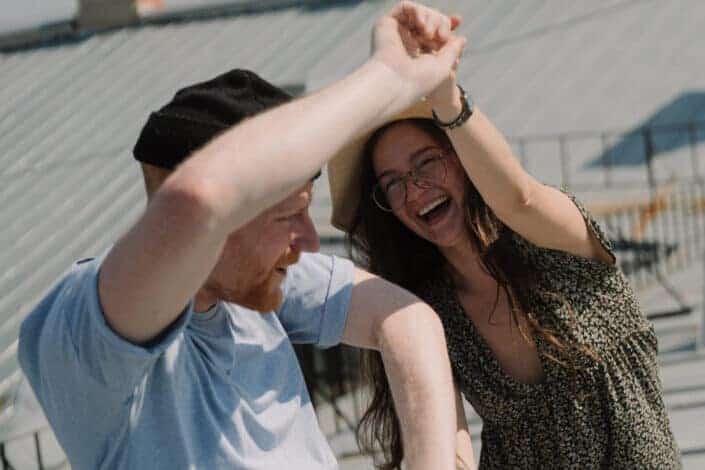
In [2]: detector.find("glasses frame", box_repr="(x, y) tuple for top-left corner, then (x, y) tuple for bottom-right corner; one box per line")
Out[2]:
(371, 149), (450, 212)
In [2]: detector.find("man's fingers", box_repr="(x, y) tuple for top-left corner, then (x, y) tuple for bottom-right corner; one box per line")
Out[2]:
(400, 24), (421, 56)
(437, 35), (467, 70)
(422, 11), (440, 40)
(438, 19), (451, 42)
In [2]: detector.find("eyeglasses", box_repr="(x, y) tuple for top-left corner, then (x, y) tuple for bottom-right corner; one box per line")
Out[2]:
(372, 150), (448, 212)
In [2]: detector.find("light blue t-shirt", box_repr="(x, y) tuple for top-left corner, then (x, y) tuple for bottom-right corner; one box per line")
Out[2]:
(18, 252), (354, 470)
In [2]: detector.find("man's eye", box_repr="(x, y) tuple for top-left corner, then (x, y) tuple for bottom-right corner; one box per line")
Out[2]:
(289, 211), (308, 221)
(278, 214), (297, 222)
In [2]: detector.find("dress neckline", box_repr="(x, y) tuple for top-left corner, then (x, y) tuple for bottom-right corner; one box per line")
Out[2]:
(439, 276), (550, 393)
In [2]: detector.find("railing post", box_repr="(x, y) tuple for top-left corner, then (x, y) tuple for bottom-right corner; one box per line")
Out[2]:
(601, 133), (612, 187)
(35, 432), (44, 470)
(643, 128), (656, 192)
(700, 249), (705, 351)
(689, 123), (701, 181)
(0, 441), (13, 470)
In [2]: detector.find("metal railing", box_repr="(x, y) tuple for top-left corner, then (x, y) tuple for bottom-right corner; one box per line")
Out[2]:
(510, 121), (705, 191)
(592, 179), (705, 291)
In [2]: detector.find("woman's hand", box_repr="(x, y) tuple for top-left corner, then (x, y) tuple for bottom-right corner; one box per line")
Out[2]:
(425, 12), (463, 112)
(371, 1), (466, 105)
(425, 14), (464, 122)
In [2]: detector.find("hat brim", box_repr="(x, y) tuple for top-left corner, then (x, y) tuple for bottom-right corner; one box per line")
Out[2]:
(328, 100), (435, 232)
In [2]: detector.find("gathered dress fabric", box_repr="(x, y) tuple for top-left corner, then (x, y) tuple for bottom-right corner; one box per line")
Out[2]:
(419, 195), (681, 469)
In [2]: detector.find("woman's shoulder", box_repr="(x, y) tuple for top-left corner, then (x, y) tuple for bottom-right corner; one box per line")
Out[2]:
(415, 274), (457, 315)
(508, 189), (621, 284)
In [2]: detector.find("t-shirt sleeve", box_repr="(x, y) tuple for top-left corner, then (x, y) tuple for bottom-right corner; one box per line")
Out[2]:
(18, 253), (193, 411)
(276, 252), (354, 348)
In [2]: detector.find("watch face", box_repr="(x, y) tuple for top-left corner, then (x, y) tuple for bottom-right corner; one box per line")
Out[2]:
(459, 85), (473, 112)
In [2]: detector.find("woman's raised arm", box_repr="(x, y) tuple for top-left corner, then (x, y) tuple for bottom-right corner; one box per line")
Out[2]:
(430, 80), (613, 263)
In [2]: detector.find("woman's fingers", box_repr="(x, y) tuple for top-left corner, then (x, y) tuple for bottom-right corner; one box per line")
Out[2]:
(438, 20), (451, 42)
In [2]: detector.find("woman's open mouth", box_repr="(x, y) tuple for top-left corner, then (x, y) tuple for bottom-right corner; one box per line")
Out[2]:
(417, 196), (451, 225)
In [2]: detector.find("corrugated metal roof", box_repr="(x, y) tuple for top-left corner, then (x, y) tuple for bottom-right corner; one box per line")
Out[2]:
(312, 0), (705, 135)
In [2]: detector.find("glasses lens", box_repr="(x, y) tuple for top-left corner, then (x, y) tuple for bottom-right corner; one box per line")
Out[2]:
(372, 184), (393, 211)
(416, 156), (446, 183)
(372, 153), (447, 212)
(385, 182), (406, 209)
(373, 180), (407, 211)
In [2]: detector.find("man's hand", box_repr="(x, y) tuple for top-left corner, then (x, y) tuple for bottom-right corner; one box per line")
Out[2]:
(372, 1), (466, 104)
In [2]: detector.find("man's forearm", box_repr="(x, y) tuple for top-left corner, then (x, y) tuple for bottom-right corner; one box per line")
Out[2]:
(101, 60), (413, 343)
(101, 2), (465, 345)
(170, 59), (414, 234)
(378, 304), (457, 470)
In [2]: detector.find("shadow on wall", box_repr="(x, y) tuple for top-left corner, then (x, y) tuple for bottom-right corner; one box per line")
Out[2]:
(586, 91), (705, 168)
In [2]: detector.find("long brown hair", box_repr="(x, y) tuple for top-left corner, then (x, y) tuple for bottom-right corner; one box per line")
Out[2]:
(346, 119), (595, 469)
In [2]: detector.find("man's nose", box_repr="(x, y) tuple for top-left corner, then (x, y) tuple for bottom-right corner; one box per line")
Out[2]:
(291, 213), (320, 253)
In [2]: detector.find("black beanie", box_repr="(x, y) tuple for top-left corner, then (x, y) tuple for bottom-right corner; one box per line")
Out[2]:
(133, 69), (292, 169)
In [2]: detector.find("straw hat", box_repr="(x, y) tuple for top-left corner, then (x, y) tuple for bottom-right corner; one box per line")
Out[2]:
(328, 99), (435, 232)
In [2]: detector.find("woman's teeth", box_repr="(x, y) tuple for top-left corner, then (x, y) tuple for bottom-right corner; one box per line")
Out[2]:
(418, 196), (449, 217)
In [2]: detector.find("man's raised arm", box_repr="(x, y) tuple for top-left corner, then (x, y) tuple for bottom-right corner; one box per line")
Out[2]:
(99, 1), (466, 344)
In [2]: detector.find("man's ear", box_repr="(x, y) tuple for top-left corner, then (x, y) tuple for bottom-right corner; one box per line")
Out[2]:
(140, 162), (172, 199)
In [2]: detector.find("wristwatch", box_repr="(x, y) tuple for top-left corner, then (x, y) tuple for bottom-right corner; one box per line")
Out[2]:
(432, 84), (474, 130)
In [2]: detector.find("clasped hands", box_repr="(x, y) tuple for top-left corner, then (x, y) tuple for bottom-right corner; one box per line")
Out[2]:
(372, 1), (466, 105)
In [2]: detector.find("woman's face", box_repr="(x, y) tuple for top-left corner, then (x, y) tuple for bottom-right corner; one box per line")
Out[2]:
(372, 121), (469, 248)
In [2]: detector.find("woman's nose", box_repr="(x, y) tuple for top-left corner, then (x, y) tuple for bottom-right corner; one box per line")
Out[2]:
(405, 178), (426, 203)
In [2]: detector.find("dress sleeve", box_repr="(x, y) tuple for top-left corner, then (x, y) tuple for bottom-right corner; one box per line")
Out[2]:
(510, 188), (618, 273)
(563, 189), (616, 264)
(18, 253), (193, 409)
(276, 252), (354, 348)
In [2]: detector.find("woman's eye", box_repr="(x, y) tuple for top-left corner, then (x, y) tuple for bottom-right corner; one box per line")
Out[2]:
(417, 156), (439, 169)
(385, 178), (403, 192)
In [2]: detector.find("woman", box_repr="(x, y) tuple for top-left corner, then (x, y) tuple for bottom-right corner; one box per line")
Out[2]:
(327, 74), (681, 469)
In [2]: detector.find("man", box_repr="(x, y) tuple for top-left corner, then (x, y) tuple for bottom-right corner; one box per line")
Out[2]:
(18, 2), (470, 469)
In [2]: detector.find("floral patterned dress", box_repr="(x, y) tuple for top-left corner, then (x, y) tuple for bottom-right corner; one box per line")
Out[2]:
(419, 196), (681, 469)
